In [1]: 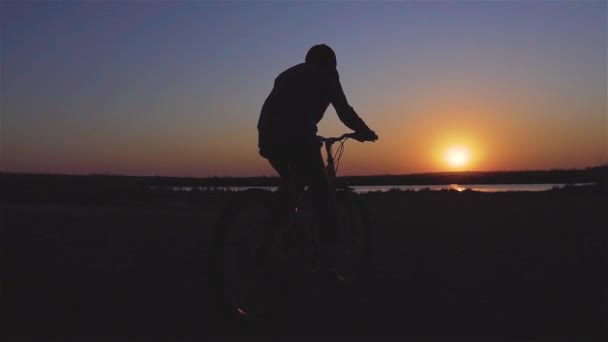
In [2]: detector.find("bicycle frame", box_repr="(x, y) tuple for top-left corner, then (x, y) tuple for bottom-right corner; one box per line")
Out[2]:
(278, 133), (359, 216)
(215, 134), (372, 318)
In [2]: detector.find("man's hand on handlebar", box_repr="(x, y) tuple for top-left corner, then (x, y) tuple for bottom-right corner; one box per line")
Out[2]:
(352, 129), (378, 142)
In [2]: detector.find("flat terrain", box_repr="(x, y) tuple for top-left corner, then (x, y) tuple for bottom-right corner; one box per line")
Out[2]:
(3, 188), (606, 341)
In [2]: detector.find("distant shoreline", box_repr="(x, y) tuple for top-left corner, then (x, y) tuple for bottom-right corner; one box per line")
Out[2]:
(1, 167), (605, 205)
(2, 166), (606, 187)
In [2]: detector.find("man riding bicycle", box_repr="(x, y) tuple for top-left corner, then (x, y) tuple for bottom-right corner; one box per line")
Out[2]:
(257, 44), (378, 271)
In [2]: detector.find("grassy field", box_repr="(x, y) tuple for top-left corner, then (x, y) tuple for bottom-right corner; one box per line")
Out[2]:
(3, 187), (606, 341)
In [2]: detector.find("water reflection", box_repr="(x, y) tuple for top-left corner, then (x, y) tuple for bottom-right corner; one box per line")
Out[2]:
(159, 183), (595, 193)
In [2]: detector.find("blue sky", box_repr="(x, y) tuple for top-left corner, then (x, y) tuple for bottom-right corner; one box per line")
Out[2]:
(2, 1), (606, 176)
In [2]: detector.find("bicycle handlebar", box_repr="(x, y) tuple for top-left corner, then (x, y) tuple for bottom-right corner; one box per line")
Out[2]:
(317, 132), (376, 175)
(317, 132), (377, 145)
(317, 133), (357, 144)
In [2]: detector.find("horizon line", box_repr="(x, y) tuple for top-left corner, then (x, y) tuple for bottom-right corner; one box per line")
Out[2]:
(1, 164), (606, 180)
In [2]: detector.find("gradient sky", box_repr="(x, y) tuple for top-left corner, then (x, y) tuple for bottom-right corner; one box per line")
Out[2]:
(1, 1), (606, 177)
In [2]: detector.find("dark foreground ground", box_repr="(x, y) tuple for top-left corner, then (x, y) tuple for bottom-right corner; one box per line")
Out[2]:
(3, 187), (607, 342)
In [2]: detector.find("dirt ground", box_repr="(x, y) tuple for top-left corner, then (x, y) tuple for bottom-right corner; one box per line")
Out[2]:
(3, 189), (606, 341)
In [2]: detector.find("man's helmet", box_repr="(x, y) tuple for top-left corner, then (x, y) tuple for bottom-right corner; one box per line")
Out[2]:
(305, 44), (337, 69)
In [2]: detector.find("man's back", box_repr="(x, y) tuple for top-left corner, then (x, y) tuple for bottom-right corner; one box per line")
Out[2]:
(257, 63), (333, 148)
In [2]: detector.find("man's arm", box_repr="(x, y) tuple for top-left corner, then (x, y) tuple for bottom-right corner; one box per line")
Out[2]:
(329, 71), (375, 137)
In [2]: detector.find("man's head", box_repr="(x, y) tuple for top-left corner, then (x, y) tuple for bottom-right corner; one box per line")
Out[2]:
(305, 44), (337, 69)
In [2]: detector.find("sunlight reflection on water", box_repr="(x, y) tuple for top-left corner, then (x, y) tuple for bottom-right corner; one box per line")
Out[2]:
(163, 183), (595, 193)
(352, 183), (596, 193)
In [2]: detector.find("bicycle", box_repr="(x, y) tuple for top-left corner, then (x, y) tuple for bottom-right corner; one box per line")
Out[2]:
(212, 132), (373, 317)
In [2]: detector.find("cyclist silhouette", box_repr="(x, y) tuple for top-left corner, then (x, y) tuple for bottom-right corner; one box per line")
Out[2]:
(257, 44), (378, 270)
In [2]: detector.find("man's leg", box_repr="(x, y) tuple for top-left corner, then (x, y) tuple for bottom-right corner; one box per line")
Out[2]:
(265, 157), (309, 255)
(264, 158), (294, 247)
(268, 157), (305, 215)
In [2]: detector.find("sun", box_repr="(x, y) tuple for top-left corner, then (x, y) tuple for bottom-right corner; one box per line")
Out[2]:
(445, 146), (472, 169)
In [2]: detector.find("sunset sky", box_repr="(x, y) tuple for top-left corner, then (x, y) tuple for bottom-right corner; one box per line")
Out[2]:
(2, 1), (606, 177)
